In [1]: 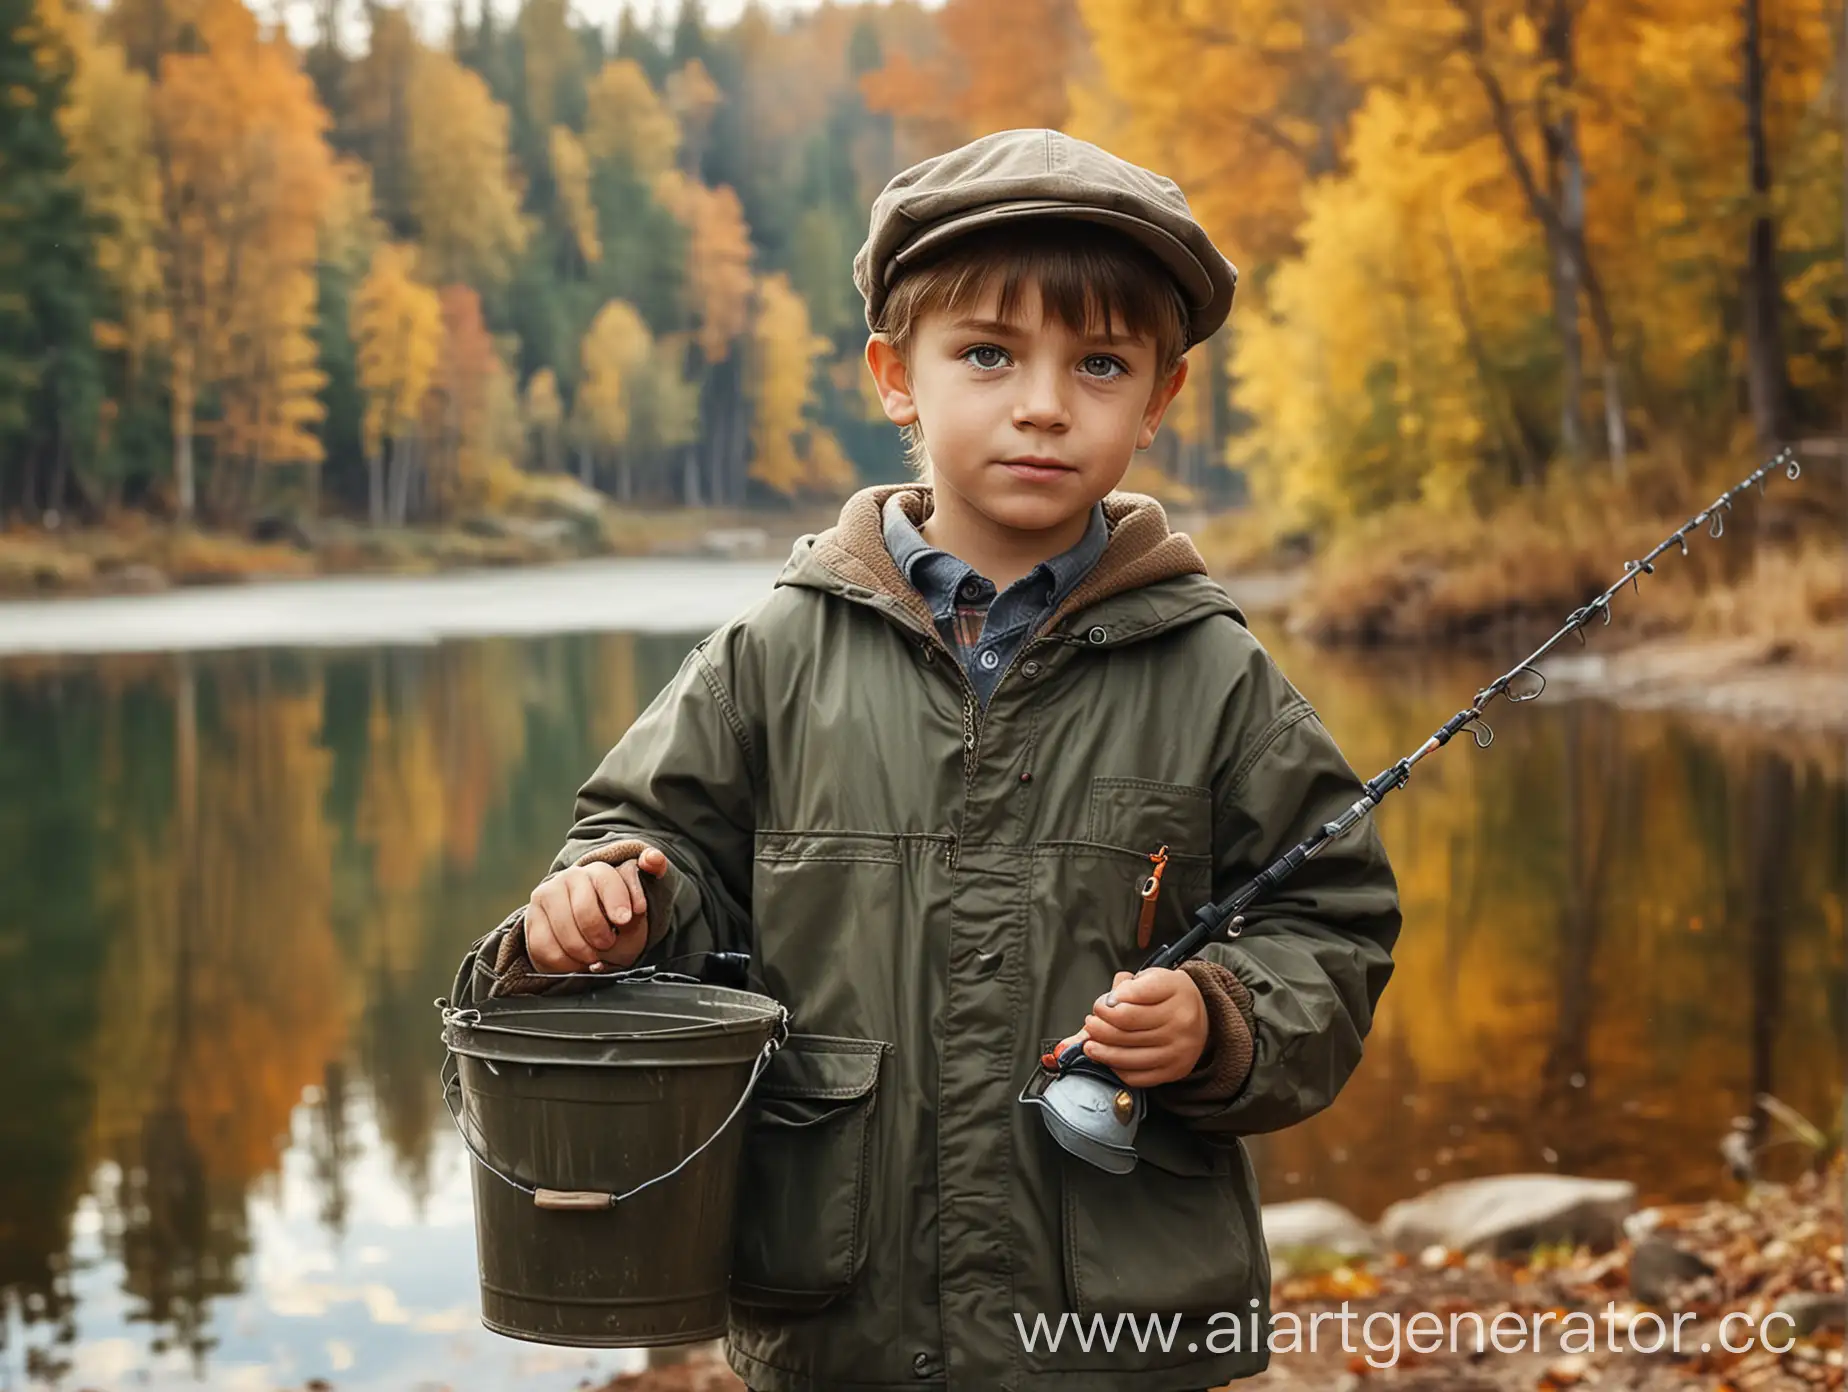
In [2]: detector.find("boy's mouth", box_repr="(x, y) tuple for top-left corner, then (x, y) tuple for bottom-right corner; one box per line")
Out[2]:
(997, 457), (1077, 483)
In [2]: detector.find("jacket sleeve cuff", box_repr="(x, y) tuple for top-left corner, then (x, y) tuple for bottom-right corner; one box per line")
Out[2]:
(484, 838), (679, 998)
(1155, 960), (1257, 1112)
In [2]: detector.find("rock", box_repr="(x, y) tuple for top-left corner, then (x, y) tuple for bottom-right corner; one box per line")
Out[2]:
(1261, 1199), (1379, 1261)
(1628, 1237), (1715, 1304)
(1776, 1292), (1846, 1338)
(1622, 1208), (1662, 1243)
(1544, 1354), (1590, 1386)
(250, 514), (313, 548)
(1379, 1174), (1637, 1258)
(460, 514), (577, 546)
(700, 527), (770, 559)
(112, 563), (169, 594)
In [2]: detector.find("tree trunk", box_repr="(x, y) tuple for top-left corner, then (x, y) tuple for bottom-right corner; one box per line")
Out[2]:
(1551, 178), (1584, 466)
(21, 442), (39, 520)
(1540, 24), (1587, 468)
(48, 415), (69, 521)
(1439, 209), (1535, 486)
(1741, 0), (1788, 450)
(389, 434), (415, 526)
(728, 367), (751, 505)
(173, 351), (197, 526)
(1464, 0), (1631, 472)
(368, 449), (385, 527)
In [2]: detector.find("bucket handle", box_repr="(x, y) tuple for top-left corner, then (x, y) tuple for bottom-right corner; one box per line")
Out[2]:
(440, 1008), (789, 1211)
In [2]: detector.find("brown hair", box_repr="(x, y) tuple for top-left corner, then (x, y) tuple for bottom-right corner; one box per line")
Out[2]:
(874, 220), (1191, 476)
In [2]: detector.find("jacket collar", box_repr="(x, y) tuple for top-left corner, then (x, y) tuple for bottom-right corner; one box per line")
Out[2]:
(778, 484), (1244, 644)
(882, 493), (1108, 621)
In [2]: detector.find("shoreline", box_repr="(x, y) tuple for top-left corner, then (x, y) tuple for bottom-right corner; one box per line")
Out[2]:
(1, 531), (1840, 742)
(0, 505), (827, 600)
(1227, 566), (1846, 741)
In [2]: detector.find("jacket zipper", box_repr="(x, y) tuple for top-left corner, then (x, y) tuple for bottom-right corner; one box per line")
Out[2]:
(855, 592), (1066, 869)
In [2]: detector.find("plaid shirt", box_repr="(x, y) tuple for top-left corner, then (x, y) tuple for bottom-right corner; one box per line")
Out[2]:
(882, 493), (1109, 708)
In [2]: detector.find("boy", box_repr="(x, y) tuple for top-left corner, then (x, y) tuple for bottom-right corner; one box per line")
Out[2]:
(473, 129), (1401, 1391)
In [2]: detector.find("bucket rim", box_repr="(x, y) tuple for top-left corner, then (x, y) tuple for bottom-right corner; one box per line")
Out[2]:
(440, 977), (786, 1050)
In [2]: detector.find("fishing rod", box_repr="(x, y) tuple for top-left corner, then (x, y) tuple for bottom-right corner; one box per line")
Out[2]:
(1024, 447), (1805, 1171)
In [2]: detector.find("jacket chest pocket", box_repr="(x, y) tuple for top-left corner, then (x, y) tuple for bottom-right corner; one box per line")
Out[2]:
(1085, 777), (1214, 955)
(729, 1033), (889, 1311)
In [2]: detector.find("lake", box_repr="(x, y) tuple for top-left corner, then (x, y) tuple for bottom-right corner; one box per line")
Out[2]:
(2, 560), (1841, 1390)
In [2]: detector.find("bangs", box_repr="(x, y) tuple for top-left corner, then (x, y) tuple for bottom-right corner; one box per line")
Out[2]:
(879, 221), (1190, 369)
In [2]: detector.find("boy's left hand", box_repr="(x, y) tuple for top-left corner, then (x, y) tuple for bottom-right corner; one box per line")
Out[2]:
(1054, 967), (1209, 1087)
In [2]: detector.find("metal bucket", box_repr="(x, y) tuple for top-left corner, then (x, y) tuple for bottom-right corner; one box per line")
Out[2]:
(439, 974), (788, 1347)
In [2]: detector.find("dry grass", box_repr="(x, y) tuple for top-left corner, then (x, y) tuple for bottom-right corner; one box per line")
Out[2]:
(157, 529), (316, 584)
(0, 532), (98, 592)
(0, 492), (845, 598)
(1193, 507), (1312, 575)
(1686, 540), (1847, 665)
(1281, 465), (1844, 659)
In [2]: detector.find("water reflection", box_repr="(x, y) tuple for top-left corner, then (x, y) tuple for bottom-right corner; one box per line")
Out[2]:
(0, 623), (1840, 1388)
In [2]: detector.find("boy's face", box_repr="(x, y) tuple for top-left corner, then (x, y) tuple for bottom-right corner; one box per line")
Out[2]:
(866, 279), (1188, 538)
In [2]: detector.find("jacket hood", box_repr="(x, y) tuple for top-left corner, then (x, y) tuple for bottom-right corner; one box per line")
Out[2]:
(776, 483), (1244, 644)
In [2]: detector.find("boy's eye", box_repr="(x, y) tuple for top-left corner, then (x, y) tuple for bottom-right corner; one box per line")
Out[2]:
(1080, 355), (1127, 380)
(963, 345), (1010, 370)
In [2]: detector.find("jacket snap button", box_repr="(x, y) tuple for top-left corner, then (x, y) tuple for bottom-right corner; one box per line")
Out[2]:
(1021, 659), (1041, 677)
(912, 1352), (934, 1376)
(1087, 625), (1107, 644)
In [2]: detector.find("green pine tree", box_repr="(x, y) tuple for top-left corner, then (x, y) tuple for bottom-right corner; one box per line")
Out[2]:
(0, 0), (104, 520)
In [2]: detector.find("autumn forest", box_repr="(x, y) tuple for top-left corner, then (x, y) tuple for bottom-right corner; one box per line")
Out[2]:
(0, 0), (1842, 547)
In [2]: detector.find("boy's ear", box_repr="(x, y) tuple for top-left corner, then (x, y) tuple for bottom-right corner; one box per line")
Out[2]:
(1136, 355), (1191, 450)
(865, 335), (919, 427)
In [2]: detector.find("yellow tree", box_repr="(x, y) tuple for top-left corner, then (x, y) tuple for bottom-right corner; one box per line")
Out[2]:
(405, 49), (528, 288)
(584, 56), (679, 176)
(575, 299), (652, 496)
(425, 285), (503, 515)
(1072, 0), (1347, 263)
(215, 268), (328, 515)
(351, 243), (442, 525)
(628, 340), (703, 503)
(1230, 91), (1530, 531)
(321, 156), (384, 282)
(550, 125), (599, 268)
(747, 273), (832, 498)
(524, 366), (563, 472)
(1339, 0), (1644, 471)
(517, 0), (572, 135)
(39, 0), (165, 499)
(862, 0), (1085, 146)
(145, 0), (335, 523)
(664, 58), (719, 174)
(654, 170), (753, 363)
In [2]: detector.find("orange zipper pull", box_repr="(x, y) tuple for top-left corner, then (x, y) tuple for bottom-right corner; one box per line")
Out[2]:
(1136, 844), (1169, 950)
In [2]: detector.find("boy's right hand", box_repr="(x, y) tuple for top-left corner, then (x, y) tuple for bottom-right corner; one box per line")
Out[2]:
(524, 845), (671, 974)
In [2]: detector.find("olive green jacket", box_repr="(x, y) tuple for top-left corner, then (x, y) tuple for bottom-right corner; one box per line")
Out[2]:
(470, 485), (1401, 1392)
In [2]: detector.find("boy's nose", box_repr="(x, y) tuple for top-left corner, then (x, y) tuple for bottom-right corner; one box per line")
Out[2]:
(1011, 364), (1071, 432)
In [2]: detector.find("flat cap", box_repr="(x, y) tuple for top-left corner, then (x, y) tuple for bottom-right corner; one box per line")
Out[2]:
(853, 128), (1239, 347)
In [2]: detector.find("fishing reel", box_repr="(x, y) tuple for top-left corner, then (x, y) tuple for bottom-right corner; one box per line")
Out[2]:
(1019, 903), (1247, 1174)
(1019, 1045), (1147, 1173)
